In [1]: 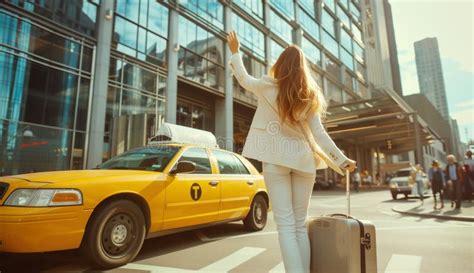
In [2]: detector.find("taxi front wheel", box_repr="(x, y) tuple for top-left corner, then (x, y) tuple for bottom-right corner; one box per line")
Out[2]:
(243, 195), (268, 231)
(81, 199), (146, 269)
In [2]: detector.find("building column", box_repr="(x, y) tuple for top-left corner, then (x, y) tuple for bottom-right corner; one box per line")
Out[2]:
(165, 2), (179, 124)
(215, 3), (234, 151)
(413, 112), (423, 165)
(86, 0), (115, 169)
(263, 0), (272, 72)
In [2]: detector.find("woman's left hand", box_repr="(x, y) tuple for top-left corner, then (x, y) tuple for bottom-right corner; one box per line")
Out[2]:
(226, 31), (240, 54)
(342, 159), (357, 172)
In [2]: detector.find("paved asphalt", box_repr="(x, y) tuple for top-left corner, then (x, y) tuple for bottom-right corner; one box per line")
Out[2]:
(0, 190), (472, 273)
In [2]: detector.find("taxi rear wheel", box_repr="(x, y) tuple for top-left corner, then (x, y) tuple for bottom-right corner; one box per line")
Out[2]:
(243, 195), (268, 231)
(81, 199), (146, 269)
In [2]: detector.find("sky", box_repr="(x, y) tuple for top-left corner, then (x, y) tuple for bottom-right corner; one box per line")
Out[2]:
(389, 0), (474, 143)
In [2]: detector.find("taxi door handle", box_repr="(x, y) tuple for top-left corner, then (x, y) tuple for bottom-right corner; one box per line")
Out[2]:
(209, 181), (219, 187)
(247, 180), (255, 186)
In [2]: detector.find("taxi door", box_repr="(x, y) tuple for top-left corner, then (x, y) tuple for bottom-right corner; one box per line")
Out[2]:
(210, 149), (255, 221)
(163, 147), (220, 230)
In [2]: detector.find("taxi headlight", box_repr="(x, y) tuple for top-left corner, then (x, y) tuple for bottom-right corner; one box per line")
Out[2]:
(4, 189), (82, 207)
(389, 182), (398, 188)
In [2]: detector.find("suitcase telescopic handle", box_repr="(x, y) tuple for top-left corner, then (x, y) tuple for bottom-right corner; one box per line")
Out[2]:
(346, 169), (350, 217)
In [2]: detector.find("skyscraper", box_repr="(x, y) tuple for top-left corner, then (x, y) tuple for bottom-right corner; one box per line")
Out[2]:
(414, 37), (450, 119)
(362, 0), (403, 95)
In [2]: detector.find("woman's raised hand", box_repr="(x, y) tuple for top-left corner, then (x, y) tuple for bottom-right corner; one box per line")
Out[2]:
(227, 31), (240, 54)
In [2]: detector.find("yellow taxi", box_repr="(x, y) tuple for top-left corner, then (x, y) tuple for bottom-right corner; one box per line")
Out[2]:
(0, 123), (269, 268)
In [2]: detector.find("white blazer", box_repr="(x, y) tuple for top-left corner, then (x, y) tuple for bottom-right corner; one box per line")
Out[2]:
(229, 52), (349, 173)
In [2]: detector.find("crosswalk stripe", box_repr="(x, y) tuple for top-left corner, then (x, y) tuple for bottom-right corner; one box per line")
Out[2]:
(121, 262), (197, 273)
(384, 254), (422, 273)
(198, 247), (266, 272)
(269, 262), (285, 273)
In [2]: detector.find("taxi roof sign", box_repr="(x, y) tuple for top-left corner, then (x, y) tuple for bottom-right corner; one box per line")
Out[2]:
(149, 122), (219, 148)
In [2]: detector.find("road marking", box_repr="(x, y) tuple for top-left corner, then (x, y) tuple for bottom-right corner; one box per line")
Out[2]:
(195, 230), (278, 242)
(121, 262), (197, 273)
(198, 247), (266, 272)
(384, 254), (422, 273)
(269, 262), (285, 273)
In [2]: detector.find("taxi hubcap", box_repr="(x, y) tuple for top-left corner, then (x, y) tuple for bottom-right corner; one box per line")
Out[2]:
(102, 213), (136, 257)
(112, 224), (128, 244)
(254, 201), (266, 226)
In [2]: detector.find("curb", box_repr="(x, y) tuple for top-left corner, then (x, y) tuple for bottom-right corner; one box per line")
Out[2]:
(392, 205), (474, 222)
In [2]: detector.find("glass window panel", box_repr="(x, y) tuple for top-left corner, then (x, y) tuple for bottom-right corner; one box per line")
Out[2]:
(0, 120), (75, 175)
(337, 5), (351, 28)
(146, 32), (166, 65)
(269, 0), (294, 20)
(148, 1), (168, 37)
(76, 78), (91, 131)
(139, 0), (149, 26)
(340, 47), (353, 71)
(323, 0), (336, 11)
(344, 70), (352, 89)
(299, 9), (319, 41)
(299, 0), (315, 16)
(339, 0), (349, 10)
(115, 16), (138, 50)
(325, 54), (340, 80)
(321, 9), (335, 36)
(350, 1), (361, 21)
(180, 0), (224, 29)
(0, 52), (83, 130)
(122, 61), (157, 94)
(270, 10), (293, 44)
(270, 39), (285, 64)
(233, 0), (264, 21)
(232, 13), (265, 59)
(355, 60), (365, 80)
(6, 0), (98, 37)
(327, 80), (342, 103)
(340, 28), (352, 51)
(322, 30), (338, 57)
(302, 37), (321, 67)
(352, 24), (362, 43)
(116, 0), (140, 22)
(354, 40), (364, 63)
(0, 12), (83, 70)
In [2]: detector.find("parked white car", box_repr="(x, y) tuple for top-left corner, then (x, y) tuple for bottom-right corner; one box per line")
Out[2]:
(389, 167), (430, 199)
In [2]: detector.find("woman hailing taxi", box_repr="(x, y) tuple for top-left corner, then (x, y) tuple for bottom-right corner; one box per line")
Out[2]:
(227, 31), (357, 273)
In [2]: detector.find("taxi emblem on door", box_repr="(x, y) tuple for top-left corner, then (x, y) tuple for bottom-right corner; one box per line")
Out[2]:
(190, 183), (202, 201)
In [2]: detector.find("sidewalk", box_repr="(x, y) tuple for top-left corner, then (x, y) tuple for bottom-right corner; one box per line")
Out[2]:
(392, 197), (474, 222)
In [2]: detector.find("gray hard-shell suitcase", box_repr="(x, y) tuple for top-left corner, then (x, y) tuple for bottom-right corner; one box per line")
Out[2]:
(307, 170), (377, 273)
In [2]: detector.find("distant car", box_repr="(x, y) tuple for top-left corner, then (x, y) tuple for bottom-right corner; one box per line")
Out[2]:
(0, 123), (269, 269)
(389, 167), (430, 199)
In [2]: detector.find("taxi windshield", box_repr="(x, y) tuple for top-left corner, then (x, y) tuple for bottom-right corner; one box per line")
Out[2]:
(98, 146), (179, 172)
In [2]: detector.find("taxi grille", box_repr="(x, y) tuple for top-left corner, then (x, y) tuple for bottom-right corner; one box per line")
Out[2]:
(0, 182), (9, 200)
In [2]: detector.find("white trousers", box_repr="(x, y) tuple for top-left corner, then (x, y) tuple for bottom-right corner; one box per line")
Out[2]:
(262, 162), (316, 273)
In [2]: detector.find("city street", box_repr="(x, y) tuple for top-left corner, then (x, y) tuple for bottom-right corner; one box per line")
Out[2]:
(0, 190), (472, 273)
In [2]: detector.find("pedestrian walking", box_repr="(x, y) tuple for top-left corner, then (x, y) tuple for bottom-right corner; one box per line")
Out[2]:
(463, 150), (474, 201)
(445, 155), (464, 209)
(428, 160), (445, 209)
(352, 170), (361, 193)
(227, 31), (357, 273)
(412, 164), (425, 203)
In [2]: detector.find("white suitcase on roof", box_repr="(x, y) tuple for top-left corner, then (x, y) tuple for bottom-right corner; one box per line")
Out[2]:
(307, 170), (377, 273)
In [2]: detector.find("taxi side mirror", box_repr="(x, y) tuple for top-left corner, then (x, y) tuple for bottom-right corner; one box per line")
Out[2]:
(169, 161), (196, 175)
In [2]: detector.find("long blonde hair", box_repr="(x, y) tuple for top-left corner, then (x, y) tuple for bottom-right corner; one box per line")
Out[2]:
(270, 45), (326, 126)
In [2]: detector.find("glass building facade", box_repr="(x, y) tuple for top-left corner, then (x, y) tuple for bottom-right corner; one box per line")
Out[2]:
(0, 0), (367, 175)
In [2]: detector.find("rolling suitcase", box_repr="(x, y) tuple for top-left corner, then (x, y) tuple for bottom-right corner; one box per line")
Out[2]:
(307, 169), (377, 273)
